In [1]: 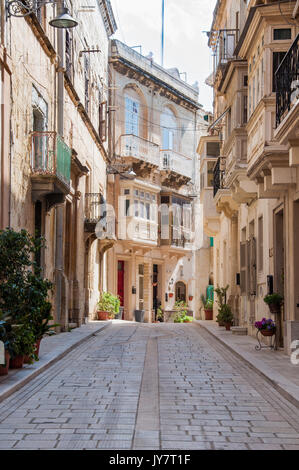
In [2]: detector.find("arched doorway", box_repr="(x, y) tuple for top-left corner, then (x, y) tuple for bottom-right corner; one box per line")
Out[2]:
(175, 281), (186, 302)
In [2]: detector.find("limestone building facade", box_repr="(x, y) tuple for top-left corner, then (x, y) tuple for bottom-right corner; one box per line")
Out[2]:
(204, 0), (299, 353)
(0, 0), (117, 329)
(107, 40), (209, 322)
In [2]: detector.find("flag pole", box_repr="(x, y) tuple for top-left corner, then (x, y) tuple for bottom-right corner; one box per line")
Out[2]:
(161, 0), (165, 67)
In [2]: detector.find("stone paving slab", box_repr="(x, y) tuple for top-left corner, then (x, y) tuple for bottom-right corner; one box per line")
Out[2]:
(195, 321), (299, 408)
(0, 321), (112, 404)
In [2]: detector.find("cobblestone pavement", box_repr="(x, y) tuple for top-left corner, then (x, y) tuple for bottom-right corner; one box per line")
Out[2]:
(0, 323), (299, 450)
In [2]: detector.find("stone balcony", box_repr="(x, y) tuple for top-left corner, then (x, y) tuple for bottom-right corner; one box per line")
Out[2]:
(160, 149), (193, 189)
(118, 134), (160, 177)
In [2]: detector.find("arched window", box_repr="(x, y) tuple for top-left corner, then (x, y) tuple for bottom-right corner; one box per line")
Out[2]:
(175, 281), (186, 302)
(161, 107), (177, 150)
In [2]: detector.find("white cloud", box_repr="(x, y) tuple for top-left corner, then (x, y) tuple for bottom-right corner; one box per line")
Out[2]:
(110, 0), (216, 111)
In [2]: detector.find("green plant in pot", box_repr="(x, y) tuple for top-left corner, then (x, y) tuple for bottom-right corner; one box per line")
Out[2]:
(263, 293), (283, 315)
(173, 301), (190, 323)
(8, 324), (37, 368)
(214, 285), (229, 325)
(97, 292), (120, 320)
(156, 307), (164, 323)
(218, 304), (234, 331)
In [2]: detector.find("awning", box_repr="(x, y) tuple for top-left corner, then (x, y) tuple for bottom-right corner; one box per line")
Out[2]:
(208, 107), (230, 131)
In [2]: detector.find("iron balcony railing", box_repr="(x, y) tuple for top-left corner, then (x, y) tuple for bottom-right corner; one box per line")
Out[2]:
(85, 193), (116, 237)
(213, 29), (239, 72)
(119, 134), (160, 167)
(213, 157), (226, 197)
(275, 33), (299, 127)
(85, 193), (106, 223)
(31, 132), (71, 188)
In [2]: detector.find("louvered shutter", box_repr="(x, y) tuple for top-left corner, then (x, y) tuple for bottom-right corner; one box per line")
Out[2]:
(240, 242), (247, 294)
(250, 236), (257, 296)
(99, 101), (107, 142)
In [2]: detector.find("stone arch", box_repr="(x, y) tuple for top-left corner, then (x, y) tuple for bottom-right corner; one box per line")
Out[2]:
(122, 83), (148, 140)
(160, 104), (179, 152)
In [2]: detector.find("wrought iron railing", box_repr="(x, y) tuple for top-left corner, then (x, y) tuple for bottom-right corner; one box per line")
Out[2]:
(213, 157), (225, 197)
(275, 33), (299, 127)
(31, 131), (71, 187)
(213, 29), (239, 72)
(85, 193), (106, 223)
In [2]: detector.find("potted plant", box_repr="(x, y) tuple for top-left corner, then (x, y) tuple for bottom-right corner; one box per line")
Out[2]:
(214, 285), (229, 325)
(201, 295), (214, 321)
(97, 292), (120, 321)
(188, 295), (194, 301)
(156, 308), (164, 323)
(218, 304), (234, 331)
(263, 293), (283, 315)
(0, 317), (11, 376)
(8, 324), (36, 368)
(255, 318), (276, 337)
(169, 293), (174, 298)
(173, 301), (188, 323)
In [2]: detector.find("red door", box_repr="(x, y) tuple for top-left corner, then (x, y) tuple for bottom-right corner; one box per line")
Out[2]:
(117, 261), (125, 311)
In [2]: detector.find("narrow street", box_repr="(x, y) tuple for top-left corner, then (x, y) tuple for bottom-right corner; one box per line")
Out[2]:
(0, 323), (299, 450)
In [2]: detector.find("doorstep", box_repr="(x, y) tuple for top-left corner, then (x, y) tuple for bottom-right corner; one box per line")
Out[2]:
(194, 320), (299, 409)
(0, 321), (112, 403)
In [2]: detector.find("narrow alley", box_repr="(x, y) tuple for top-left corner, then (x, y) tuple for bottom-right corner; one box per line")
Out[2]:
(0, 323), (298, 450)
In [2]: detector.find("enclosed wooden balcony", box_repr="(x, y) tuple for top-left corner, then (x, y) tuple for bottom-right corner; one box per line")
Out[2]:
(31, 132), (71, 206)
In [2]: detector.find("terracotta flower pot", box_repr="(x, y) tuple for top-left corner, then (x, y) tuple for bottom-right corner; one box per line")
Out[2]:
(225, 323), (231, 331)
(169, 293), (174, 298)
(10, 355), (24, 369)
(184, 320), (192, 323)
(261, 329), (275, 337)
(0, 351), (10, 376)
(204, 309), (213, 321)
(189, 296), (193, 301)
(97, 311), (109, 321)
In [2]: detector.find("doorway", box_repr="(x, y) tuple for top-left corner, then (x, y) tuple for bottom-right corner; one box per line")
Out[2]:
(117, 260), (125, 319)
(274, 209), (284, 347)
(175, 281), (186, 302)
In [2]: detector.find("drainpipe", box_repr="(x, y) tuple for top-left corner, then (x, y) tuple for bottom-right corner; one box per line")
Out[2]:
(55, 0), (65, 326)
(293, 0), (299, 19)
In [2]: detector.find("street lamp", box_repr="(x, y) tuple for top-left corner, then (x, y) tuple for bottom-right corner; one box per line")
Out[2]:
(107, 165), (137, 181)
(6, 0), (78, 28)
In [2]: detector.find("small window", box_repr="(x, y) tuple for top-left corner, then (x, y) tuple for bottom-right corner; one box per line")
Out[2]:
(244, 75), (248, 87)
(274, 29), (291, 41)
(206, 142), (220, 157)
(124, 189), (130, 195)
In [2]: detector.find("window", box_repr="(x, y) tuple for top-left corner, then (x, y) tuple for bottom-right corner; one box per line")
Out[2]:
(274, 29), (291, 41)
(207, 162), (215, 187)
(242, 95), (248, 125)
(206, 142), (220, 157)
(125, 96), (139, 136)
(84, 55), (90, 113)
(161, 107), (176, 150)
(273, 52), (287, 92)
(258, 216), (263, 272)
(99, 101), (107, 142)
(125, 199), (130, 216)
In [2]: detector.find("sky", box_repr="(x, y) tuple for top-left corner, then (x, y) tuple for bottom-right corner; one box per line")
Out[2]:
(110, 0), (217, 112)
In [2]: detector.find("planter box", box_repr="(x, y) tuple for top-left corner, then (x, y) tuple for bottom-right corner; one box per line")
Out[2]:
(134, 310), (145, 323)
(204, 309), (213, 321)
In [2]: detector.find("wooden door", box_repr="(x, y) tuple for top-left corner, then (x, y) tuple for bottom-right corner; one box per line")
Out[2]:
(117, 261), (125, 307)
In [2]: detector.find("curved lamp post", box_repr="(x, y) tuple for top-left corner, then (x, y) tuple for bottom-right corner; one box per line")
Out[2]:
(6, 0), (78, 28)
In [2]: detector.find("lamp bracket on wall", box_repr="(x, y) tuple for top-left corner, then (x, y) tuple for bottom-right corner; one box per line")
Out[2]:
(79, 49), (101, 58)
(6, 0), (54, 18)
